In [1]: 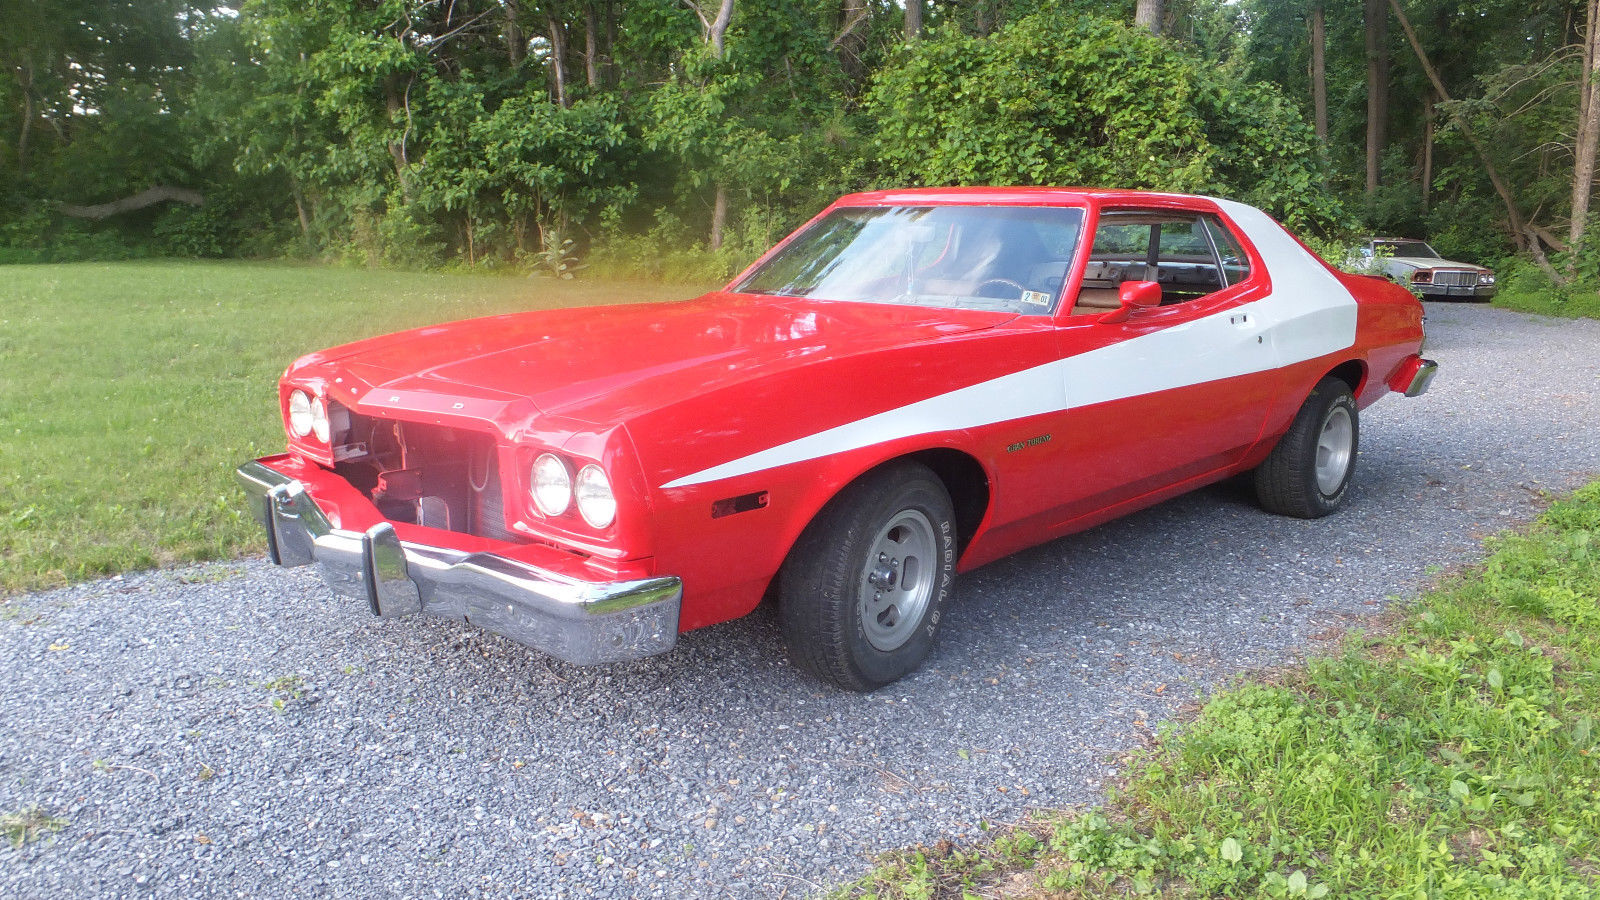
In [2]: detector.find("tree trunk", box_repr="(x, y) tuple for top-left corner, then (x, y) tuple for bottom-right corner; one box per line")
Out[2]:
(1570, 0), (1600, 260)
(689, 0), (736, 248)
(1388, 0), (1531, 255)
(1422, 90), (1434, 213)
(584, 4), (599, 87)
(1365, 0), (1389, 197)
(710, 184), (727, 251)
(1135, 0), (1163, 35)
(547, 14), (570, 107)
(905, 0), (922, 40)
(708, 0), (734, 57)
(18, 79), (33, 177)
(58, 185), (206, 219)
(1310, 3), (1327, 142)
(604, 0), (618, 82)
(291, 179), (311, 243)
(833, 0), (869, 77)
(384, 74), (411, 197)
(504, 0), (525, 65)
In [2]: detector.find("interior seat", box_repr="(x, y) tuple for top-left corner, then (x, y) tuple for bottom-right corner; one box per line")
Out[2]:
(1070, 288), (1124, 317)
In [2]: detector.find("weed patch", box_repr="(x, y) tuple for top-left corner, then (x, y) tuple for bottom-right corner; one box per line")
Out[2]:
(254, 674), (308, 712)
(837, 481), (1600, 899)
(2, 806), (67, 850)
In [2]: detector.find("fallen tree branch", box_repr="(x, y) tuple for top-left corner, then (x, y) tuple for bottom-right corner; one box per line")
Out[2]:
(57, 185), (205, 220)
(1525, 225), (1565, 284)
(1531, 222), (1571, 253)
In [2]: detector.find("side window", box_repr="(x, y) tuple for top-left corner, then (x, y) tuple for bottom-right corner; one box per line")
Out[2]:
(1073, 210), (1241, 316)
(1152, 218), (1221, 302)
(1203, 216), (1252, 286)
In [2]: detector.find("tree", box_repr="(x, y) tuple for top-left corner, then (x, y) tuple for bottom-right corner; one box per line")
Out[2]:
(1364, 0), (1388, 197)
(678, 0), (736, 247)
(1310, 3), (1327, 141)
(868, 13), (1342, 231)
(1571, 0), (1600, 261)
(905, 0), (923, 40)
(1136, 0), (1164, 35)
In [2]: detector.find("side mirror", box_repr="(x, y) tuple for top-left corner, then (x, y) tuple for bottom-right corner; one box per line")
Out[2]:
(1097, 280), (1162, 324)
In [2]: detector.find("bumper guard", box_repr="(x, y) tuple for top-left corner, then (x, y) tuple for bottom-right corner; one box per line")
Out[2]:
(236, 460), (681, 665)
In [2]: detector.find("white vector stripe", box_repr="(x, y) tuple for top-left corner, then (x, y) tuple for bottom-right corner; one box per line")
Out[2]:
(661, 199), (1357, 490)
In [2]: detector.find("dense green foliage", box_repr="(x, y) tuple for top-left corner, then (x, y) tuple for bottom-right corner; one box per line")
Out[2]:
(2, 0), (1597, 293)
(867, 15), (1339, 231)
(840, 482), (1600, 898)
(0, 262), (708, 594)
(1495, 258), (1600, 319)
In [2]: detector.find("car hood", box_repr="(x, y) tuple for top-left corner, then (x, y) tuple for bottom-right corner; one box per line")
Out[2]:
(1384, 256), (1487, 272)
(290, 292), (1016, 423)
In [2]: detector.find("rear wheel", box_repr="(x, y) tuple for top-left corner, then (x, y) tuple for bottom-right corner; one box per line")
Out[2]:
(1254, 376), (1359, 518)
(779, 462), (956, 691)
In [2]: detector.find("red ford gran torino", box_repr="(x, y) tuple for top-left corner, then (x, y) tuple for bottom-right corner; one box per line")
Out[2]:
(238, 187), (1436, 691)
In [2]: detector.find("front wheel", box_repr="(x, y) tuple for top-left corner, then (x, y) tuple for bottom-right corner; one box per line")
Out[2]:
(1254, 376), (1360, 518)
(779, 462), (956, 691)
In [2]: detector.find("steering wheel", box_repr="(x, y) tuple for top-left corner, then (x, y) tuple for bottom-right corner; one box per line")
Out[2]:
(975, 278), (1027, 298)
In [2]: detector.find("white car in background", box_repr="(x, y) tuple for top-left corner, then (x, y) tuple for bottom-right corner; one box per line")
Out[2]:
(1353, 237), (1496, 300)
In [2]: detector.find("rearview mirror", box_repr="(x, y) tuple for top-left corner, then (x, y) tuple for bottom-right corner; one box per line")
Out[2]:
(1097, 280), (1162, 324)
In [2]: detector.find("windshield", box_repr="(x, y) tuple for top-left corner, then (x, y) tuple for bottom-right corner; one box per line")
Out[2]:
(735, 205), (1085, 314)
(1374, 240), (1439, 259)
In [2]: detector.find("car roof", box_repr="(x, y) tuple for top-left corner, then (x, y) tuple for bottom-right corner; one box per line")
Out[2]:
(834, 186), (1218, 208)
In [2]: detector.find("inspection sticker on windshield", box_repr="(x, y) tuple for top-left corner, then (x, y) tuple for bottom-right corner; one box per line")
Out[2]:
(1020, 290), (1052, 307)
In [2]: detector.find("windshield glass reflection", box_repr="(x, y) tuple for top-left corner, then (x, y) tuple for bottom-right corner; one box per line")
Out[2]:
(736, 205), (1085, 314)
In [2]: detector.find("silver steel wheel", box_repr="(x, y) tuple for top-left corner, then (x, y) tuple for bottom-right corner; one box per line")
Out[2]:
(1315, 406), (1355, 495)
(857, 509), (938, 652)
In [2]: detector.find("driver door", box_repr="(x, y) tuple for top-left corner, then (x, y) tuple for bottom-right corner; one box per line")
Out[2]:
(1047, 208), (1279, 518)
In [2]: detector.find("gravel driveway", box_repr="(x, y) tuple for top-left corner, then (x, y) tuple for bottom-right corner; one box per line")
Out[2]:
(4, 304), (1599, 899)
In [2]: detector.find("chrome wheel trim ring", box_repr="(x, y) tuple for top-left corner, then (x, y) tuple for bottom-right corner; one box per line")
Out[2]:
(1315, 405), (1354, 496)
(857, 509), (938, 652)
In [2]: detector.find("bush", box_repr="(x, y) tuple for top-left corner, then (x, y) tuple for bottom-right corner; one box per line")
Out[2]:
(1492, 258), (1600, 320)
(866, 13), (1344, 234)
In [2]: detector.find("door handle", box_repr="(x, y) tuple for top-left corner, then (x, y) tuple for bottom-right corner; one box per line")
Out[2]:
(1228, 313), (1251, 326)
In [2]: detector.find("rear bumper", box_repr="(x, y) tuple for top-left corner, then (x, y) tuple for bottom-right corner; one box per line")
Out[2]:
(235, 459), (681, 665)
(1388, 355), (1439, 398)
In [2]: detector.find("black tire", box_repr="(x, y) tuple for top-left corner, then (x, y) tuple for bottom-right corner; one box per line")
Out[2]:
(1254, 376), (1360, 518)
(779, 462), (957, 691)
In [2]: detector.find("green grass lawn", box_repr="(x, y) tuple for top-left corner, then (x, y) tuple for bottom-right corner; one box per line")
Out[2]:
(841, 482), (1600, 899)
(0, 261), (711, 594)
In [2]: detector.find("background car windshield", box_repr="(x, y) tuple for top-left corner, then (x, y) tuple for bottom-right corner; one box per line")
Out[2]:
(1375, 240), (1439, 258)
(736, 205), (1084, 314)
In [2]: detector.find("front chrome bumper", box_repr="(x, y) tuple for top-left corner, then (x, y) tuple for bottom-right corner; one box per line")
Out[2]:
(1416, 283), (1495, 300)
(236, 460), (681, 665)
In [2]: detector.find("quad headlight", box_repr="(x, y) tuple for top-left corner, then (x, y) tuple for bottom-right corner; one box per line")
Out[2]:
(288, 390), (314, 437)
(310, 396), (330, 443)
(529, 454), (615, 528)
(530, 453), (573, 517)
(288, 389), (332, 443)
(575, 464), (616, 528)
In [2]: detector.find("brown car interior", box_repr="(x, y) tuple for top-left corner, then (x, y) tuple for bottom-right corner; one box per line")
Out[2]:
(1070, 212), (1247, 316)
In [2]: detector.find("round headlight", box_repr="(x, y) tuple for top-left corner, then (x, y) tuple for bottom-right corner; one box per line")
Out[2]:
(531, 453), (572, 517)
(310, 397), (330, 443)
(575, 465), (616, 529)
(288, 390), (313, 437)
